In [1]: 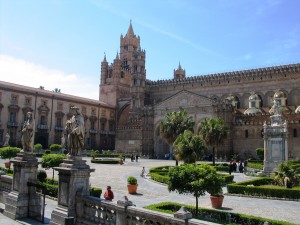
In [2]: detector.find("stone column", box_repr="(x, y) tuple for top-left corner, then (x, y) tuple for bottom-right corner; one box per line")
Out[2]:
(4, 152), (41, 220)
(50, 156), (94, 225)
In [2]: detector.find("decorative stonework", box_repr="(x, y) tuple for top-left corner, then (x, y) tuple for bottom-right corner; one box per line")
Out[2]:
(4, 152), (41, 220)
(50, 156), (94, 225)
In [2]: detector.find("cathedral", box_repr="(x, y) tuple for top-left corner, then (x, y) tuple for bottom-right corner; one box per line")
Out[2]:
(100, 22), (300, 160)
(1, 22), (300, 160)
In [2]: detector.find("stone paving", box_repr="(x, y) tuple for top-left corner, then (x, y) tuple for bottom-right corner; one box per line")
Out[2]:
(0, 158), (300, 224)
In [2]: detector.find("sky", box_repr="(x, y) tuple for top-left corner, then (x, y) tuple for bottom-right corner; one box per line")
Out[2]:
(0, 0), (300, 100)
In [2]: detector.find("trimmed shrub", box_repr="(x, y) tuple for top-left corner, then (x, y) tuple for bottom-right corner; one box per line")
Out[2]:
(91, 159), (120, 164)
(50, 144), (62, 152)
(0, 147), (20, 159)
(90, 187), (102, 198)
(227, 177), (300, 200)
(34, 143), (43, 153)
(127, 176), (137, 185)
(144, 202), (295, 225)
(37, 170), (47, 182)
(256, 148), (264, 160)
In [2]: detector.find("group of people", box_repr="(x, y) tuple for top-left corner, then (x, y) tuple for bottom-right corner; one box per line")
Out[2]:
(229, 160), (248, 174)
(130, 154), (139, 162)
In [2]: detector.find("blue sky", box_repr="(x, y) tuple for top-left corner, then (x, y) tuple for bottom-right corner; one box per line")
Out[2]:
(1, 0), (299, 100)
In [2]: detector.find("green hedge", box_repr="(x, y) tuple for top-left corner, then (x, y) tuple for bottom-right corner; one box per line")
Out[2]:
(227, 177), (300, 200)
(90, 187), (102, 198)
(144, 202), (295, 225)
(149, 165), (233, 185)
(91, 159), (121, 164)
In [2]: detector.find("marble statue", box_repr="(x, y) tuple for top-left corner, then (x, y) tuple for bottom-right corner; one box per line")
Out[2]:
(3, 132), (10, 146)
(21, 112), (35, 152)
(66, 106), (85, 156)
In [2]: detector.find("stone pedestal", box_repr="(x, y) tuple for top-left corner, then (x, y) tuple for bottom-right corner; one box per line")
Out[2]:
(50, 156), (93, 225)
(4, 152), (41, 220)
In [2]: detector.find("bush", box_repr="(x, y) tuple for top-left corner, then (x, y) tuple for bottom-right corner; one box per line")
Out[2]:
(0, 147), (20, 159)
(34, 143), (42, 153)
(50, 144), (62, 152)
(90, 187), (102, 198)
(227, 177), (300, 200)
(91, 158), (120, 164)
(127, 176), (137, 185)
(37, 170), (47, 182)
(256, 148), (264, 160)
(144, 202), (295, 225)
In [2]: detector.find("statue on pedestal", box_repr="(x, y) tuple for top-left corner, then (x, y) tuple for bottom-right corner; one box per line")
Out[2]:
(66, 106), (85, 156)
(21, 112), (35, 152)
(3, 132), (10, 146)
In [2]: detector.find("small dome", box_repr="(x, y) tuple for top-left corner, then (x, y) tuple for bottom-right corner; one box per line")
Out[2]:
(274, 90), (286, 99)
(249, 93), (260, 101)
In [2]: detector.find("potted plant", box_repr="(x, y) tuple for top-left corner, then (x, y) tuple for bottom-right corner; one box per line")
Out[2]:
(0, 147), (21, 168)
(127, 176), (138, 194)
(206, 172), (225, 209)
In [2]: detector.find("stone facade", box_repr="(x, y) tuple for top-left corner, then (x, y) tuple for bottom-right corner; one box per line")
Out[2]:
(100, 22), (300, 160)
(1, 22), (300, 160)
(0, 81), (116, 150)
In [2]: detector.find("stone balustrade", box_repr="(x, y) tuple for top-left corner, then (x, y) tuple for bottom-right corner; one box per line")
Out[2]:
(0, 175), (12, 193)
(76, 194), (211, 225)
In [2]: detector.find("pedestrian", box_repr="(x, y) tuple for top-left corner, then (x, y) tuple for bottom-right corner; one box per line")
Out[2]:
(135, 155), (139, 162)
(141, 166), (145, 178)
(131, 154), (134, 162)
(239, 161), (244, 173)
(244, 160), (248, 172)
(229, 161), (233, 175)
(104, 186), (114, 201)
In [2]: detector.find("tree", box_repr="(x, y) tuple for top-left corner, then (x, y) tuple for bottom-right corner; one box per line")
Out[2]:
(160, 110), (194, 165)
(168, 163), (224, 216)
(198, 117), (228, 166)
(41, 154), (66, 182)
(173, 130), (206, 163)
(53, 88), (61, 93)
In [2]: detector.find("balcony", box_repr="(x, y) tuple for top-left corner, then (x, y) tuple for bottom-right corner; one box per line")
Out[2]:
(99, 130), (107, 135)
(89, 129), (97, 134)
(37, 124), (49, 130)
(7, 121), (18, 128)
(55, 126), (64, 132)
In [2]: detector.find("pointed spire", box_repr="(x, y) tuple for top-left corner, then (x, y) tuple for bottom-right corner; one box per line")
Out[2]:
(116, 51), (119, 60)
(126, 20), (135, 37)
(178, 61), (182, 70)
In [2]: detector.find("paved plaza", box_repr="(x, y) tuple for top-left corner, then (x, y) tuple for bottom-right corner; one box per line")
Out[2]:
(0, 158), (299, 224)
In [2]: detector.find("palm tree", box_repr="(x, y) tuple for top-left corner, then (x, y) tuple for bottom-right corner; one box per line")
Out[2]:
(173, 130), (206, 163)
(272, 162), (300, 188)
(198, 117), (228, 166)
(160, 110), (194, 165)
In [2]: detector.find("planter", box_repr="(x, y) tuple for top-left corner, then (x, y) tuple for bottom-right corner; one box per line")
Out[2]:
(4, 161), (11, 169)
(210, 195), (224, 209)
(127, 184), (138, 194)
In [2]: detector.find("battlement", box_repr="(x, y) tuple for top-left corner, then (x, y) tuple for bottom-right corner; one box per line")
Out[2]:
(147, 63), (300, 86)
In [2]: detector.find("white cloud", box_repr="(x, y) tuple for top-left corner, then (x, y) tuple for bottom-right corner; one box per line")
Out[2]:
(0, 55), (99, 100)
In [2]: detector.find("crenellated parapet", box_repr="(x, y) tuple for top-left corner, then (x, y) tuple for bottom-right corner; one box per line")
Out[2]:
(147, 63), (300, 87)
